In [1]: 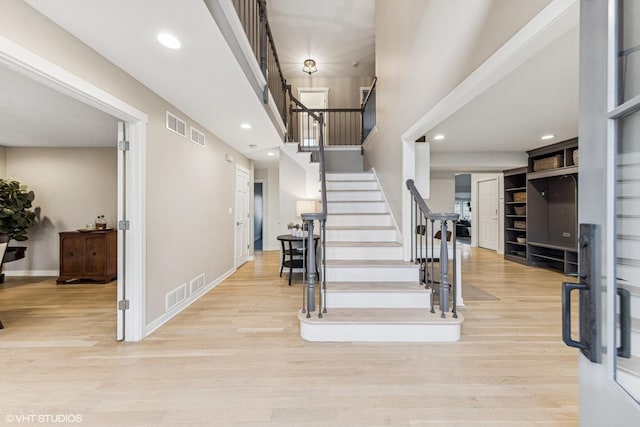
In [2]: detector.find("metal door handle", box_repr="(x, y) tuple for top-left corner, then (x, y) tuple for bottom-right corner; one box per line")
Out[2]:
(562, 281), (587, 350)
(617, 287), (631, 358)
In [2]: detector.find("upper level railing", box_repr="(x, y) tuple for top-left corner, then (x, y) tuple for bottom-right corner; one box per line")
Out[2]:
(289, 106), (362, 147)
(231, 0), (376, 147)
(406, 179), (459, 318)
(232, 0), (288, 124)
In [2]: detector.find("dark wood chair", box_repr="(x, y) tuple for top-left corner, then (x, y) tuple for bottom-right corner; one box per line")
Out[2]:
(278, 235), (319, 286)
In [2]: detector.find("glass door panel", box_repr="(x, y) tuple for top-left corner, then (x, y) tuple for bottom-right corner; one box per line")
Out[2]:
(614, 0), (640, 402)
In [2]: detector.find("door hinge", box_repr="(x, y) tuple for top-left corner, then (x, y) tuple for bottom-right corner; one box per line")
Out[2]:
(118, 140), (130, 151)
(118, 220), (130, 230)
(118, 299), (130, 310)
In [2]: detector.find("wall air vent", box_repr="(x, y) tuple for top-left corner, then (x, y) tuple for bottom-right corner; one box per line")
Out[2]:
(190, 127), (206, 148)
(166, 283), (187, 312)
(166, 111), (186, 137)
(190, 273), (206, 295)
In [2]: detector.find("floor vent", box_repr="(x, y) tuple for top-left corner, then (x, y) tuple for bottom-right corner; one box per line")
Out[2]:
(166, 111), (186, 137)
(190, 273), (206, 295)
(190, 127), (206, 148)
(166, 283), (187, 311)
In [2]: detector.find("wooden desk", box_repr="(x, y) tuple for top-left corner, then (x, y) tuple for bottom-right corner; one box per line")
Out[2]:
(277, 234), (319, 286)
(57, 230), (117, 284)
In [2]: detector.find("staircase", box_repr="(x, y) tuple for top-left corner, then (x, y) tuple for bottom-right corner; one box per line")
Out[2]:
(298, 171), (463, 342)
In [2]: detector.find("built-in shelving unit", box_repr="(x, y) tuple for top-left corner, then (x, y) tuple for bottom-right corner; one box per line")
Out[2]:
(526, 138), (579, 274)
(503, 167), (528, 265)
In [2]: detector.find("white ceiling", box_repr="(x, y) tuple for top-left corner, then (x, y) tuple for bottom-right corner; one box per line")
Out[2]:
(268, 0), (375, 79)
(0, 65), (118, 147)
(427, 24), (579, 153)
(26, 0), (283, 158)
(13, 0), (578, 165)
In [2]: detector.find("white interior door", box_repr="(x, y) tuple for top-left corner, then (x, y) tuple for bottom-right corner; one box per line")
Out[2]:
(298, 88), (328, 147)
(235, 165), (250, 267)
(478, 179), (498, 250)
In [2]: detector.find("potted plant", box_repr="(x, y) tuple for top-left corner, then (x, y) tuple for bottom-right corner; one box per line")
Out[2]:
(0, 179), (36, 283)
(0, 178), (36, 242)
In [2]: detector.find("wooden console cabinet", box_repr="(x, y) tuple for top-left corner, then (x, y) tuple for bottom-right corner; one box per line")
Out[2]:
(57, 230), (117, 284)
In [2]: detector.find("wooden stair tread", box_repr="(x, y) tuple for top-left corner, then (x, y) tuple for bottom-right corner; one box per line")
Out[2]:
(325, 241), (402, 247)
(326, 282), (425, 292)
(326, 259), (417, 267)
(299, 308), (463, 325)
(325, 225), (395, 230)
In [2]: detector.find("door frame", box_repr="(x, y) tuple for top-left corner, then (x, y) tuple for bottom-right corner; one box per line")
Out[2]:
(254, 179), (266, 251)
(0, 35), (148, 342)
(471, 174), (504, 253)
(234, 164), (251, 268)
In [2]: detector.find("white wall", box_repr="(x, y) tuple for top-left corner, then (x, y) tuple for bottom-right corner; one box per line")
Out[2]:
(0, 146), (6, 177)
(279, 152), (307, 233)
(254, 166), (280, 251)
(288, 76), (375, 108)
(364, 0), (550, 226)
(426, 171), (455, 214)
(471, 173), (504, 254)
(1, 1), (252, 326)
(4, 147), (117, 273)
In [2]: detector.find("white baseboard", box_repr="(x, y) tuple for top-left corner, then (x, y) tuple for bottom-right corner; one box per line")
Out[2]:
(144, 267), (235, 337)
(3, 270), (58, 277)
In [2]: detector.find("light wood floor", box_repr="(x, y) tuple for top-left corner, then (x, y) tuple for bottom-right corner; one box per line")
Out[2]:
(0, 248), (578, 426)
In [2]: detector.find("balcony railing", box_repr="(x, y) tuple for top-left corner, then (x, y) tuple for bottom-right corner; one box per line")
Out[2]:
(231, 0), (287, 124)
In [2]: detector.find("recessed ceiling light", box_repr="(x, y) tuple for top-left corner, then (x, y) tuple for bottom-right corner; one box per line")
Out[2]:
(541, 134), (555, 140)
(157, 33), (181, 50)
(240, 123), (252, 129)
(267, 152), (275, 156)
(433, 134), (445, 141)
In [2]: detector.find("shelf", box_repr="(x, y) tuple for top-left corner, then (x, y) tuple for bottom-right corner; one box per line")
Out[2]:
(505, 201), (526, 205)
(506, 241), (526, 246)
(505, 186), (526, 192)
(506, 228), (527, 232)
(527, 165), (578, 181)
(528, 241), (577, 252)
(530, 252), (564, 263)
(506, 215), (526, 218)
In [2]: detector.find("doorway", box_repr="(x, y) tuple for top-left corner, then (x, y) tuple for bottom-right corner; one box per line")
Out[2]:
(454, 173), (472, 245)
(254, 182), (264, 251)
(477, 178), (499, 251)
(235, 165), (251, 267)
(298, 87), (329, 148)
(0, 38), (147, 341)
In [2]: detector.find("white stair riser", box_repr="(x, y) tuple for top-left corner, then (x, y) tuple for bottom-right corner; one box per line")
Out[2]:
(327, 214), (392, 227)
(326, 266), (418, 282)
(326, 191), (383, 202)
(300, 322), (460, 342)
(327, 181), (378, 191)
(326, 173), (374, 181)
(326, 245), (403, 260)
(327, 202), (387, 214)
(327, 291), (429, 308)
(326, 228), (397, 242)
